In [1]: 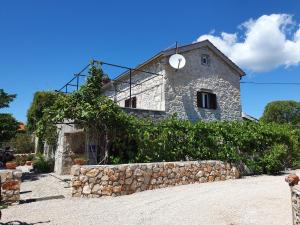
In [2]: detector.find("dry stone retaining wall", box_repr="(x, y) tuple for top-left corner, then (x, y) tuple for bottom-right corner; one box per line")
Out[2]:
(71, 160), (240, 198)
(291, 186), (300, 225)
(0, 169), (22, 203)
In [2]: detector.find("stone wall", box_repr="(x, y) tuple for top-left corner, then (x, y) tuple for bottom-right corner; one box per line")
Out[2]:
(0, 169), (22, 203)
(291, 185), (300, 224)
(71, 160), (240, 198)
(122, 108), (166, 120)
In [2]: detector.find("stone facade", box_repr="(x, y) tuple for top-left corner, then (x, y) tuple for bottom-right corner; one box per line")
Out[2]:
(71, 160), (240, 198)
(103, 41), (244, 122)
(164, 46), (241, 121)
(104, 58), (166, 111)
(0, 169), (22, 203)
(122, 108), (166, 120)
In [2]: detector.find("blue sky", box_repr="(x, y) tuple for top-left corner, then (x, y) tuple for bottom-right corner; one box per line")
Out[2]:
(0, 0), (300, 122)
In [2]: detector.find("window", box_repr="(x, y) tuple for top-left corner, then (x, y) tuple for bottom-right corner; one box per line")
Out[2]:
(201, 54), (210, 66)
(125, 97), (137, 108)
(197, 91), (217, 109)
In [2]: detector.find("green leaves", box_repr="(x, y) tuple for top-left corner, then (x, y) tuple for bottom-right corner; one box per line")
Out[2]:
(261, 100), (300, 125)
(110, 118), (299, 175)
(29, 63), (300, 175)
(0, 89), (16, 109)
(0, 113), (19, 143)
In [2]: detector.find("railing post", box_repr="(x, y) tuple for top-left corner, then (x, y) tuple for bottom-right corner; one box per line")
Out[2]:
(129, 69), (132, 108)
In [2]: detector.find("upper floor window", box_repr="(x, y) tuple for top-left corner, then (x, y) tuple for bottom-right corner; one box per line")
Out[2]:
(197, 91), (217, 109)
(125, 96), (137, 108)
(201, 54), (210, 66)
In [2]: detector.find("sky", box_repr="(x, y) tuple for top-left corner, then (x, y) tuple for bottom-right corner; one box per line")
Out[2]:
(0, 0), (300, 122)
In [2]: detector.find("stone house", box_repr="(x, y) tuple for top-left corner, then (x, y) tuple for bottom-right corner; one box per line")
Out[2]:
(54, 40), (246, 175)
(103, 40), (245, 121)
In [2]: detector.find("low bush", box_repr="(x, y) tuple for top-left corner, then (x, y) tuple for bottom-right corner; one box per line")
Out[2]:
(33, 154), (54, 173)
(9, 133), (34, 154)
(109, 116), (300, 175)
(14, 154), (35, 166)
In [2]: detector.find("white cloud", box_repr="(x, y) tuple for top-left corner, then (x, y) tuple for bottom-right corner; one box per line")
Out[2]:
(196, 14), (300, 72)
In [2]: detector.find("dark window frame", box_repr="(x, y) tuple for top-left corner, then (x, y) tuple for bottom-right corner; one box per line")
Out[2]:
(201, 54), (210, 66)
(125, 96), (137, 108)
(197, 91), (217, 110)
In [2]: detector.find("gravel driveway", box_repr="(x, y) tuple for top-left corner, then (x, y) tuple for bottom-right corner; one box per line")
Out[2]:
(1, 170), (296, 225)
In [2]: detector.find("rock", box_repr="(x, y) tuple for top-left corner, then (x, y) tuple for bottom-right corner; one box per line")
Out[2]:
(150, 179), (157, 185)
(137, 176), (144, 182)
(113, 186), (121, 193)
(97, 172), (103, 178)
(130, 180), (139, 191)
(92, 184), (101, 193)
(207, 165), (212, 173)
(80, 167), (87, 175)
(102, 186), (113, 196)
(71, 165), (80, 176)
(125, 169), (133, 178)
(231, 167), (240, 178)
(109, 174), (118, 181)
(208, 176), (214, 182)
(199, 177), (207, 183)
(153, 167), (160, 173)
(125, 177), (133, 185)
(2, 181), (19, 190)
(143, 173), (151, 184)
(86, 168), (99, 177)
(152, 173), (159, 178)
(196, 171), (204, 178)
(82, 185), (91, 194)
(72, 180), (82, 187)
(134, 168), (143, 176)
(101, 175), (109, 181)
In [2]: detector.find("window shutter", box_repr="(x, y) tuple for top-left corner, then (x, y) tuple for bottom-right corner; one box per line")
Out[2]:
(132, 97), (137, 108)
(197, 92), (202, 107)
(210, 93), (217, 109)
(125, 99), (130, 107)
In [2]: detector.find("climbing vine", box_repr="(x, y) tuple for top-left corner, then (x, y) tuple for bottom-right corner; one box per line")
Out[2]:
(38, 61), (300, 174)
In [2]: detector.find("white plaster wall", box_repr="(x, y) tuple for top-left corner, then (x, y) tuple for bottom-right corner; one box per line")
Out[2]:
(103, 59), (166, 111)
(164, 46), (242, 121)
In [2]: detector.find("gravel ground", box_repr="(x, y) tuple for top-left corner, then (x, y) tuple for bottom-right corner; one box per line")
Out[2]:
(17, 166), (71, 200)
(1, 170), (297, 225)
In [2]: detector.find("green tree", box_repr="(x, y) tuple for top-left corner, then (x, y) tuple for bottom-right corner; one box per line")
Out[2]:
(27, 91), (59, 132)
(0, 113), (19, 143)
(0, 89), (16, 108)
(261, 100), (300, 124)
(0, 89), (18, 144)
(9, 133), (34, 153)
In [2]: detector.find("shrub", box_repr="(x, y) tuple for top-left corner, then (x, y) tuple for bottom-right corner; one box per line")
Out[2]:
(9, 133), (34, 154)
(261, 144), (288, 174)
(109, 117), (300, 175)
(33, 154), (54, 173)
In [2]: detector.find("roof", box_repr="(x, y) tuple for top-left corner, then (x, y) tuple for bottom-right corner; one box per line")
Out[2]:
(242, 112), (259, 122)
(103, 40), (246, 89)
(18, 123), (26, 131)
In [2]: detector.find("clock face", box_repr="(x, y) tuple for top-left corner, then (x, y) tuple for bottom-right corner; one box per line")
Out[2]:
(169, 54), (186, 69)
